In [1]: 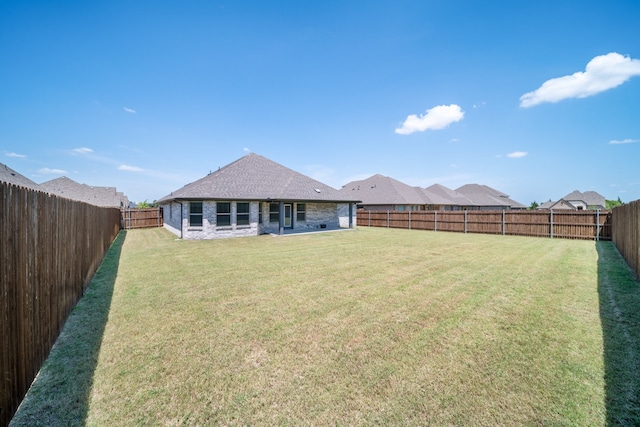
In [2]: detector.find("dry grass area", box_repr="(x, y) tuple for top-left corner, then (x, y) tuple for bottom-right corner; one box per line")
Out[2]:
(11, 227), (640, 425)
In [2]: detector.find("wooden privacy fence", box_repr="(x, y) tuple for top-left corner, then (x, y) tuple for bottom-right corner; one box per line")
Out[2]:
(0, 182), (121, 426)
(612, 200), (640, 279)
(357, 209), (612, 241)
(121, 207), (163, 229)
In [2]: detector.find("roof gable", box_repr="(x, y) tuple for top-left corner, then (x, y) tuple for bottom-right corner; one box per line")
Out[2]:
(456, 184), (525, 208)
(0, 163), (39, 190)
(558, 190), (606, 209)
(159, 153), (358, 203)
(423, 184), (474, 206)
(39, 176), (128, 208)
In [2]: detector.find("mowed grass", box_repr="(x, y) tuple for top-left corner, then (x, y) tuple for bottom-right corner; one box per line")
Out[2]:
(11, 227), (640, 425)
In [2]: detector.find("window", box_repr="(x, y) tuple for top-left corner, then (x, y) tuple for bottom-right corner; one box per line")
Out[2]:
(296, 203), (306, 221)
(189, 202), (203, 227)
(269, 203), (279, 222)
(237, 202), (250, 226)
(217, 202), (231, 226)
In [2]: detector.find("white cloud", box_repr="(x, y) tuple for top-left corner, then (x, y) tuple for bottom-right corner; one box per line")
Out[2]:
(609, 138), (639, 144)
(395, 104), (465, 135)
(520, 52), (640, 108)
(243, 147), (251, 152)
(123, 107), (136, 113)
(6, 152), (27, 158)
(118, 164), (144, 172)
(38, 167), (67, 175)
(507, 151), (528, 158)
(72, 147), (93, 154)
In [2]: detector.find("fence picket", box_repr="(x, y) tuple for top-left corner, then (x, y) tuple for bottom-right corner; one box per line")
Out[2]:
(356, 209), (612, 241)
(1, 182), (120, 426)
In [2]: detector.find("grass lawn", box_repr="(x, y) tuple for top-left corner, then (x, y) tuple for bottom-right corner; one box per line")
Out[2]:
(10, 227), (640, 426)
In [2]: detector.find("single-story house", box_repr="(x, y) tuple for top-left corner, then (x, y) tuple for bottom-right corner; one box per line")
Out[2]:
(340, 175), (525, 211)
(39, 176), (129, 208)
(1, 163), (129, 207)
(422, 184), (475, 211)
(157, 153), (360, 239)
(539, 190), (606, 211)
(340, 174), (433, 211)
(455, 184), (526, 210)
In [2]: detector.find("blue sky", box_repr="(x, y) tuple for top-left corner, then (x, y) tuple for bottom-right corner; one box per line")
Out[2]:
(2, 1), (639, 205)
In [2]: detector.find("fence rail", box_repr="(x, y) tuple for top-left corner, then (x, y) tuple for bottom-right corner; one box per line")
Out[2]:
(121, 207), (163, 229)
(1, 182), (121, 426)
(612, 200), (640, 279)
(357, 209), (612, 241)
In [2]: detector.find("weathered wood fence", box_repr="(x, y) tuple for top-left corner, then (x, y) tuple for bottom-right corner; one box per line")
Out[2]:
(1, 182), (121, 426)
(357, 209), (612, 241)
(121, 207), (163, 229)
(612, 200), (640, 279)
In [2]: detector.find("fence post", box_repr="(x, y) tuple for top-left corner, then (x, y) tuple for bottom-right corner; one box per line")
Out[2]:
(596, 209), (600, 241)
(387, 210), (390, 228)
(550, 210), (554, 239)
(368, 210), (371, 227)
(434, 211), (438, 232)
(464, 210), (467, 233)
(408, 210), (411, 230)
(502, 210), (505, 236)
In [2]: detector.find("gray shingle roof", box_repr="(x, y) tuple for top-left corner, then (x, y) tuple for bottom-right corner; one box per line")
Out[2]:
(455, 184), (526, 208)
(39, 176), (128, 208)
(561, 190), (606, 208)
(158, 153), (359, 203)
(0, 163), (39, 190)
(340, 174), (430, 205)
(423, 184), (474, 206)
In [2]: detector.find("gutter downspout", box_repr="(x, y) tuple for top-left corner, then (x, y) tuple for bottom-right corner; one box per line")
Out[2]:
(177, 201), (184, 239)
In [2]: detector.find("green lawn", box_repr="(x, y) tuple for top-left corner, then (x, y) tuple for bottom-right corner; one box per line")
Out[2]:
(11, 227), (640, 426)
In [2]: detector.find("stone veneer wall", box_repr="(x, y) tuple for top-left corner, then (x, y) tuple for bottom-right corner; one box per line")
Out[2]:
(163, 200), (356, 239)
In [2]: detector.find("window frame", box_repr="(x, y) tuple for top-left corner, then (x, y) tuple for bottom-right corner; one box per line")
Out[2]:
(269, 203), (279, 223)
(189, 201), (203, 227)
(296, 203), (306, 222)
(216, 201), (231, 227)
(236, 202), (250, 226)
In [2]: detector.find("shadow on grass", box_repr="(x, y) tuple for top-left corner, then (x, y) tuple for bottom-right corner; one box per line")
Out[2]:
(10, 231), (126, 427)
(597, 241), (640, 426)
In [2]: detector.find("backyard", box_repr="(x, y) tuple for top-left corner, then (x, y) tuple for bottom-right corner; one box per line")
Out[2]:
(10, 227), (640, 426)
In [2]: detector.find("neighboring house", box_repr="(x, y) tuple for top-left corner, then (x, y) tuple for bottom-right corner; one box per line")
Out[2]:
(157, 153), (360, 240)
(340, 174), (432, 211)
(0, 162), (40, 190)
(455, 184), (526, 210)
(537, 201), (555, 210)
(422, 184), (475, 211)
(39, 176), (129, 208)
(542, 190), (607, 211)
(340, 176), (526, 211)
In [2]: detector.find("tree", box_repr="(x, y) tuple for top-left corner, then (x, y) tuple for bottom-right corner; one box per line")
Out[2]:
(528, 201), (539, 210)
(137, 199), (152, 208)
(605, 197), (624, 209)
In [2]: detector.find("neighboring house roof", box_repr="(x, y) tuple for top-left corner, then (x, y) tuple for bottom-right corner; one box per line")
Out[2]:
(340, 174), (430, 206)
(39, 176), (128, 208)
(537, 201), (555, 209)
(423, 184), (474, 206)
(158, 153), (359, 203)
(547, 199), (578, 210)
(455, 184), (526, 208)
(0, 162), (39, 190)
(561, 190), (606, 209)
